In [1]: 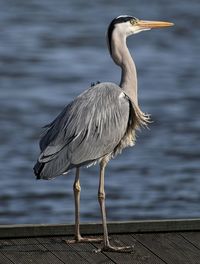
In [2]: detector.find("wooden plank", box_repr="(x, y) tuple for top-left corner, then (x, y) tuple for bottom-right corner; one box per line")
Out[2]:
(1, 232), (200, 264)
(36, 236), (91, 264)
(0, 237), (65, 264)
(92, 234), (165, 264)
(0, 238), (15, 263)
(0, 252), (14, 264)
(133, 232), (200, 264)
(180, 232), (200, 249)
(1, 219), (200, 238)
(60, 235), (114, 264)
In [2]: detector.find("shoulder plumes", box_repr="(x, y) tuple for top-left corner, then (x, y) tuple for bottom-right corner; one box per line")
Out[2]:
(130, 100), (151, 130)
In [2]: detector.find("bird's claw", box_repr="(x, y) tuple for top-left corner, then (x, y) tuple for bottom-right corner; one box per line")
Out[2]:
(64, 236), (103, 244)
(94, 244), (134, 253)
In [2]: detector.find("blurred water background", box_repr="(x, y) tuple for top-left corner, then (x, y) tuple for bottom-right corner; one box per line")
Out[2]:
(0, 0), (200, 224)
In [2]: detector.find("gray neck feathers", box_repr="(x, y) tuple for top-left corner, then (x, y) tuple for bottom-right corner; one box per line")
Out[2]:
(109, 29), (138, 106)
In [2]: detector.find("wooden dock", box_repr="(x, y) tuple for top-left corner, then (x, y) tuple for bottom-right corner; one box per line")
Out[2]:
(1, 219), (200, 264)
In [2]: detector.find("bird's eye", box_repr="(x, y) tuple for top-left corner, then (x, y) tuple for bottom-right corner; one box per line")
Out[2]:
(130, 19), (136, 25)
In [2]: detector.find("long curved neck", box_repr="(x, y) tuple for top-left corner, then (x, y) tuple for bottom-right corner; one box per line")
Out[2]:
(110, 31), (138, 106)
(120, 44), (138, 106)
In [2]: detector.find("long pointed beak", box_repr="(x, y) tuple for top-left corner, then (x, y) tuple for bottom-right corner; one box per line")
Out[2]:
(136, 20), (174, 29)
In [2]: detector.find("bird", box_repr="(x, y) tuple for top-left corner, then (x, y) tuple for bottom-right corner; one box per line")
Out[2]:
(34, 15), (173, 252)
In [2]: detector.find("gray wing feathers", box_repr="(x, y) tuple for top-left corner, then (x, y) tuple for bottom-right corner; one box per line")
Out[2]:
(38, 82), (130, 177)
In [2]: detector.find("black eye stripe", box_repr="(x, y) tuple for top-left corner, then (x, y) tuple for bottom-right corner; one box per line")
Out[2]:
(115, 16), (137, 24)
(107, 16), (138, 55)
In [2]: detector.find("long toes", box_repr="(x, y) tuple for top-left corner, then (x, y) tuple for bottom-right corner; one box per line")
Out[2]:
(64, 236), (103, 244)
(97, 244), (134, 253)
(117, 245), (135, 253)
(79, 237), (103, 243)
(63, 239), (77, 244)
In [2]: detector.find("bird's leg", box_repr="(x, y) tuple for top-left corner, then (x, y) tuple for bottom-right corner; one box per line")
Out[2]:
(98, 161), (109, 247)
(73, 167), (82, 241)
(96, 160), (134, 253)
(65, 168), (102, 244)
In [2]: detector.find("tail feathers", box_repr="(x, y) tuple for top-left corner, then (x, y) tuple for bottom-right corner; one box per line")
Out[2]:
(34, 145), (73, 180)
(33, 157), (71, 180)
(33, 161), (45, 180)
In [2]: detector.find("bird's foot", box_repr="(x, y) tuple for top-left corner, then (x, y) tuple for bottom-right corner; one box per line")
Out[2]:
(64, 235), (103, 244)
(94, 243), (134, 253)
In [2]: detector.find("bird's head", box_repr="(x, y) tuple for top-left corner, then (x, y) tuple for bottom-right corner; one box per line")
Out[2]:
(107, 15), (174, 55)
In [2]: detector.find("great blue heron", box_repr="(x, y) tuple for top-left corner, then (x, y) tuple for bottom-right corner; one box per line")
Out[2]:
(34, 15), (173, 252)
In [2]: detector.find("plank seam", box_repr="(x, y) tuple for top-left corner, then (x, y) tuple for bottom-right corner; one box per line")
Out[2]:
(131, 234), (169, 264)
(179, 233), (200, 251)
(87, 242), (118, 264)
(36, 238), (91, 264)
(0, 252), (16, 264)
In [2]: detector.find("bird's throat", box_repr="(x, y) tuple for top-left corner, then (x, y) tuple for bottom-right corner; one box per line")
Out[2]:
(110, 32), (138, 106)
(120, 48), (138, 106)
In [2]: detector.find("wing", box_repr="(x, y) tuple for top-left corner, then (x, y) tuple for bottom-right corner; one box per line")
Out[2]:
(38, 82), (130, 173)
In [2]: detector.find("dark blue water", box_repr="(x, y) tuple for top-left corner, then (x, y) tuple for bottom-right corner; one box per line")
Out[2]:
(0, 0), (200, 224)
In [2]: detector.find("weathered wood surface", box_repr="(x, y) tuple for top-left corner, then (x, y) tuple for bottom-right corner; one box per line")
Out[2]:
(1, 218), (200, 238)
(1, 220), (200, 264)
